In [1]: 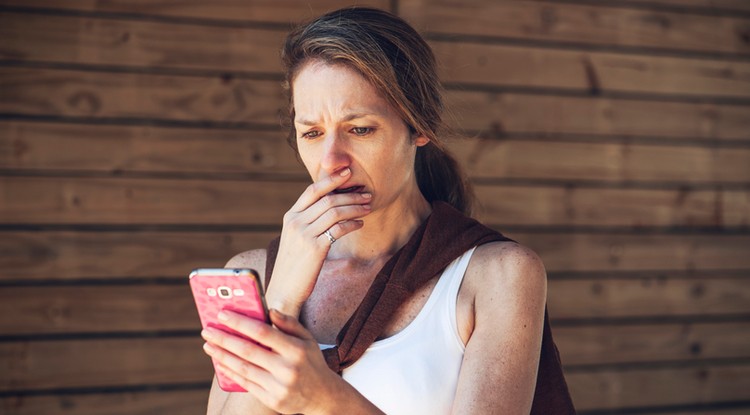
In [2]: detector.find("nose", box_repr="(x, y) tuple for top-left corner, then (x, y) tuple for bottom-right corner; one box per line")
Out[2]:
(319, 131), (351, 175)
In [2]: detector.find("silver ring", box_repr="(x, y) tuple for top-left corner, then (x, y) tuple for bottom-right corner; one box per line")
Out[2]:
(323, 229), (336, 244)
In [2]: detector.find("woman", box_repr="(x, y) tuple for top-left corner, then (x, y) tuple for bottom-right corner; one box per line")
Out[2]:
(200, 7), (574, 414)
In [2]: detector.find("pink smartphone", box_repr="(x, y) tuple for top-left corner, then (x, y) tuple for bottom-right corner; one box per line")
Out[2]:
(189, 268), (269, 392)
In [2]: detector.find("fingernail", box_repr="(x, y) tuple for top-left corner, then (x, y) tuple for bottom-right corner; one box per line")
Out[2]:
(217, 311), (229, 322)
(339, 168), (351, 177)
(203, 342), (215, 354)
(363, 204), (371, 210)
(201, 329), (212, 340)
(361, 193), (372, 199)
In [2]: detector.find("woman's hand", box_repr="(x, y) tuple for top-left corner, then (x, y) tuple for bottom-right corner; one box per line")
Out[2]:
(266, 167), (371, 316)
(202, 309), (343, 415)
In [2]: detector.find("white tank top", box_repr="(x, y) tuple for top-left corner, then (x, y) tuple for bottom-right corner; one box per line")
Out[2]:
(321, 247), (477, 415)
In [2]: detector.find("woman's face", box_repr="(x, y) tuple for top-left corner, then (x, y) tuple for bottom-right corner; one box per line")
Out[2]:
(292, 61), (428, 210)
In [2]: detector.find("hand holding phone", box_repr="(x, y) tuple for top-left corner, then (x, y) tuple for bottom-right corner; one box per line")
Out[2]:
(189, 268), (269, 392)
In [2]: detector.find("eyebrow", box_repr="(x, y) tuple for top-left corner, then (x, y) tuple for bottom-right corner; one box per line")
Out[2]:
(295, 113), (376, 126)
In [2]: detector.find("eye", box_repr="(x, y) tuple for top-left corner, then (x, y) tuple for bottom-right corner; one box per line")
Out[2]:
(300, 130), (321, 139)
(351, 127), (374, 136)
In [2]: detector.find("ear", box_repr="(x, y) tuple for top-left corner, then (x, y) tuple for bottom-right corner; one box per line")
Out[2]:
(414, 135), (430, 147)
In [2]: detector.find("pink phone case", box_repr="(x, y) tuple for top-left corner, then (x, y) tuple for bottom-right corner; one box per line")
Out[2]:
(189, 268), (269, 392)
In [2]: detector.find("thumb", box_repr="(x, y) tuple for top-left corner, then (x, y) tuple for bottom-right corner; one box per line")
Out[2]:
(270, 308), (315, 340)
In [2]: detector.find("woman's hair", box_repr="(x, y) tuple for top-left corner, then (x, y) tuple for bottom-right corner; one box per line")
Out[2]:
(281, 7), (473, 214)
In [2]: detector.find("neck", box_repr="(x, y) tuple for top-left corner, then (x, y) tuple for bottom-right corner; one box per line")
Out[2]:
(327, 187), (432, 264)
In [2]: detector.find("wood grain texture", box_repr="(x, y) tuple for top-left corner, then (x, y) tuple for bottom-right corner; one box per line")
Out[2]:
(0, 122), (303, 175)
(2, 231), (749, 282)
(0, 337), (212, 391)
(549, 276), (750, 319)
(446, 89), (750, 142)
(0, 0), (391, 22)
(433, 40), (750, 99)
(0, 67), (285, 123)
(474, 184), (749, 228)
(0, 11), (285, 74)
(0, 389), (208, 415)
(616, 0), (750, 13)
(446, 137), (750, 184)
(0, 177), (306, 225)
(566, 363), (750, 410)
(1, 335), (748, 410)
(0, 231), (278, 281)
(0, 285), (200, 334)
(3, 67), (749, 141)
(5, 121), (750, 184)
(556, 322), (750, 365)
(399, 0), (750, 56)
(509, 232), (750, 272)
(3, 279), (747, 335)
(2, 176), (748, 227)
(4, 12), (750, 99)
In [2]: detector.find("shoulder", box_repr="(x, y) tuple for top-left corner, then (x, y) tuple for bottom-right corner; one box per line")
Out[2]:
(465, 241), (547, 308)
(225, 249), (268, 286)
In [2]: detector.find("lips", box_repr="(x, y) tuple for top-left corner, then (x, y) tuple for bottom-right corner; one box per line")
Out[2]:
(332, 185), (365, 194)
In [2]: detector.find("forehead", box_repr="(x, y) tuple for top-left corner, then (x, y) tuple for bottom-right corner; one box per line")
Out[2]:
(292, 61), (392, 119)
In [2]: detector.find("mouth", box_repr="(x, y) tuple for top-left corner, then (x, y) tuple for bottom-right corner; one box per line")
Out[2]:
(331, 185), (365, 194)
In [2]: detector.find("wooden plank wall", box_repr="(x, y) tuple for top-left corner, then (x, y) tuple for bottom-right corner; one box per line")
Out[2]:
(1, 0), (749, 413)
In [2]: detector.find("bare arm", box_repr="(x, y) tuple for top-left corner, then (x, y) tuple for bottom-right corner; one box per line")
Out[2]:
(204, 250), (385, 415)
(451, 242), (547, 414)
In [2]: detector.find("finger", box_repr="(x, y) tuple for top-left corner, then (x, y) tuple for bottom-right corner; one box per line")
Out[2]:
(315, 219), (364, 246)
(203, 342), (273, 387)
(202, 326), (280, 372)
(213, 361), (271, 398)
(216, 310), (306, 357)
(296, 191), (371, 226)
(270, 308), (315, 340)
(307, 204), (370, 237)
(290, 168), (352, 212)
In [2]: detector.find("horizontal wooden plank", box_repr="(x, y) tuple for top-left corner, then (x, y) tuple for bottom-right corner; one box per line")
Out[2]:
(549, 277), (750, 319)
(567, 363), (750, 410)
(474, 184), (749, 228)
(2, 176), (748, 227)
(434, 40), (750, 99)
(4, 121), (750, 184)
(0, 67), (286, 123)
(0, 122), (303, 175)
(633, 408), (750, 415)
(400, 0), (750, 56)
(0, 285), (200, 334)
(2, 335), (748, 411)
(0, 337), (212, 391)
(2, 232), (750, 282)
(446, 89), (750, 142)
(0, 231), (278, 281)
(4, 278), (747, 335)
(0, 11), (285, 74)
(556, 322), (750, 365)
(0, 389), (207, 415)
(446, 137), (750, 184)
(0, 177), (306, 225)
(4, 12), (750, 100)
(3, 67), (749, 141)
(617, 0), (750, 13)
(0, 0), (391, 22)
(510, 232), (750, 272)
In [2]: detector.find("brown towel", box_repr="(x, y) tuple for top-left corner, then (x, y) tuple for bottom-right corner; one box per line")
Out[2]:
(265, 201), (575, 413)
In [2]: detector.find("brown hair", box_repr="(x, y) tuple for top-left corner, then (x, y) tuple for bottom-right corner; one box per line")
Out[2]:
(281, 7), (473, 214)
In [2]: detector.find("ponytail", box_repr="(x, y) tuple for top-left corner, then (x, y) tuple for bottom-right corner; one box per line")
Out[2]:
(414, 142), (473, 215)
